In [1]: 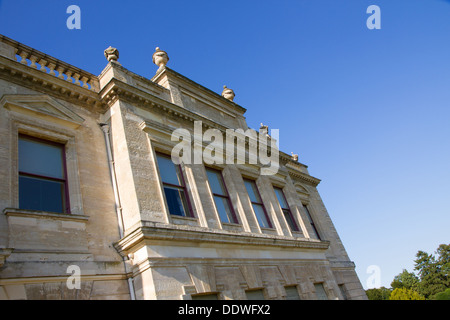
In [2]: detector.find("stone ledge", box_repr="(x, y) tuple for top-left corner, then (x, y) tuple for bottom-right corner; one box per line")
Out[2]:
(329, 260), (356, 270)
(114, 222), (330, 257)
(0, 248), (13, 267)
(3, 208), (89, 222)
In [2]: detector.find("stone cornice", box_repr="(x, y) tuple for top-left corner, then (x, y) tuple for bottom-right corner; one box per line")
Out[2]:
(152, 66), (247, 115)
(328, 260), (356, 270)
(114, 222), (330, 257)
(288, 169), (321, 187)
(99, 61), (169, 96)
(0, 248), (13, 267)
(100, 78), (237, 132)
(279, 151), (308, 169)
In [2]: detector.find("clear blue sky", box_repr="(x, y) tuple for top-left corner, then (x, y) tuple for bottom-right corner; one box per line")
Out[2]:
(1, 0), (449, 289)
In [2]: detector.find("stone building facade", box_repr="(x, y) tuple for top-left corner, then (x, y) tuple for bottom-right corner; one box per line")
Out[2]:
(0, 34), (367, 300)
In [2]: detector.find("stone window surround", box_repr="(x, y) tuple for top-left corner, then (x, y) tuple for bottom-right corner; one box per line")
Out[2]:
(204, 166), (239, 225)
(238, 168), (307, 237)
(242, 177), (273, 230)
(150, 140), (320, 240)
(271, 182), (305, 237)
(195, 162), (245, 232)
(17, 134), (70, 213)
(139, 118), (318, 240)
(301, 202), (322, 241)
(150, 144), (200, 227)
(154, 152), (195, 219)
(8, 117), (84, 217)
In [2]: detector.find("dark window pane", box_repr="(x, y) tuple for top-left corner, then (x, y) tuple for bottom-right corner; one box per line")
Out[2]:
(285, 286), (301, 300)
(19, 175), (64, 213)
(311, 224), (321, 240)
(19, 137), (64, 179)
(253, 204), (270, 228)
(314, 283), (328, 300)
(303, 205), (313, 224)
(206, 169), (226, 196)
(214, 195), (234, 223)
(156, 154), (182, 186)
(246, 290), (265, 300)
(274, 188), (288, 209)
(163, 186), (189, 216)
(244, 180), (261, 203)
(303, 205), (321, 239)
(191, 294), (218, 300)
(283, 209), (298, 231)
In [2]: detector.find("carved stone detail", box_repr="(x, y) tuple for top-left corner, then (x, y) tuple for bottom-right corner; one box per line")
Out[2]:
(152, 47), (169, 68)
(104, 46), (119, 63)
(221, 85), (235, 101)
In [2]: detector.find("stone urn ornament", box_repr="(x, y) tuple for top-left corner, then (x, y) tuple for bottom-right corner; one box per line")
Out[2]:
(152, 47), (169, 69)
(104, 46), (119, 63)
(221, 85), (235, 101)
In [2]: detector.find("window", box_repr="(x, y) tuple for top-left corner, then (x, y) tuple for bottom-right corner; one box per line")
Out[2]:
(273, 187), (299, 231)
(205, 167), (238, 224)
(18, 135), (69, 213)
(245, 289), (265, 300)
(243, 179), (272, 229)
(338, 284), (348, 300)
(191, 293), (219, 300)
(314, 283), (328, 300)
(303, 204), (321, 240)
(155, 153), (192, 217)
(285, 286), (301, 300)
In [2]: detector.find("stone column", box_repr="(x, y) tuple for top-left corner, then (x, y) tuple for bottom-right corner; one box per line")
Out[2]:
(282, 176), (316, 239)
(183, 163), (221, 229)
(108, 99), (168, 234)
(256, 175), (291, 236)
(222, 165), (260, 233)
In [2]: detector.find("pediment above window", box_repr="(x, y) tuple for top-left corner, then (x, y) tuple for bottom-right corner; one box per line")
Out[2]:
(294, 183), (310, 201)
(0, 94), (85, 129)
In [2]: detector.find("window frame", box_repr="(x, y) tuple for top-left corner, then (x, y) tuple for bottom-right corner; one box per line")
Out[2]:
(245, 289), (266, 300)
(273, 186), (299, 232)
(314, 282), (329, 300)
(18, 134), (71, 214)
(303, 204), (321, 240)
(191, 293), (219, 300)
(243, 178), (273, 229)
(284, 286), (301, 300)
(155, 152), (194, 218)
(205, 167), (238, 224)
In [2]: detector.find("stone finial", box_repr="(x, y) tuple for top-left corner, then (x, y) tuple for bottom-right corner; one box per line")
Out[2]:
(291, 152), (299, 162)
(104, 46), (119, 63)
(152, 47), (169, 69)
(260, 123), (268, 132)
(221, 85), (235, 101)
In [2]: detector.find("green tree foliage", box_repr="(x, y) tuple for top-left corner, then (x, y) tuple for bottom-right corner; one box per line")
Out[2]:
(389, 288), (425, 300)
(432, 288), (450, 300)
(414, 244), (450, 298)
(365, 287), (392, 300)
(390, 269), (419, 291)
(373, 243), (450, 300)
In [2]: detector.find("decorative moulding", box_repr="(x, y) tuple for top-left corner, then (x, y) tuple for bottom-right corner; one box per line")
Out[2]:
(3, 207), (89, 222)
(0, 94), (85, 129)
